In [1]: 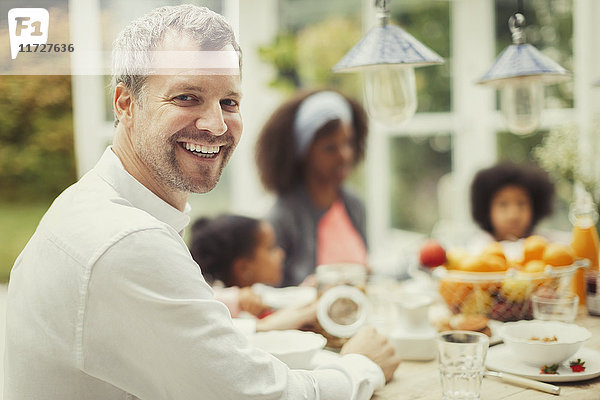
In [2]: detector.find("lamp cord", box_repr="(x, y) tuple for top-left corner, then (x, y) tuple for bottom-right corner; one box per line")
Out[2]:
(375, 0), (387, 11)
(517, 0), (524, 15)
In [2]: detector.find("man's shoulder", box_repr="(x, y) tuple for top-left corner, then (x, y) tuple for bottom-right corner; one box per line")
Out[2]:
(37, 177), (172, 263)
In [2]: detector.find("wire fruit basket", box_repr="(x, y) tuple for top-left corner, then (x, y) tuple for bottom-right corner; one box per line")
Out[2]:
(435, 262), (585, 322)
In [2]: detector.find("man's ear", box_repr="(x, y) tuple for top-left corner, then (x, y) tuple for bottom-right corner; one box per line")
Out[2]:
(114, 82), (135, 128)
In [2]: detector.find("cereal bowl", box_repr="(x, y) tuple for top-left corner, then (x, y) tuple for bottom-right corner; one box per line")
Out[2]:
(249, 330), (326, 369)
(500, 320), (591, 366)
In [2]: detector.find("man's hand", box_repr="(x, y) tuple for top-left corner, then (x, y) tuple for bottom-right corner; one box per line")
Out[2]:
(340, 326), (401, 382)
(238, 287), (270, 317)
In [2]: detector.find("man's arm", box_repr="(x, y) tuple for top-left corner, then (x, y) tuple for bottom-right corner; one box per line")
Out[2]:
(81, 227), (393, 399)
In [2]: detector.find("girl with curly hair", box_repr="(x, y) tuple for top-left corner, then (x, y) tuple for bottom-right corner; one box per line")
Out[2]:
(470, 162), (555, 241)
(255, 90), (369, 286)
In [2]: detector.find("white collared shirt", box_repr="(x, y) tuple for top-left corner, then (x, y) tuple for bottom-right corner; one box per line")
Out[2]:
(4, 147), (384, 400)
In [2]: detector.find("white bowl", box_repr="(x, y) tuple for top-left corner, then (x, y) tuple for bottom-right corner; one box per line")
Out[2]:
(500, 320), (591, 366)
(249, 330), (326, 369)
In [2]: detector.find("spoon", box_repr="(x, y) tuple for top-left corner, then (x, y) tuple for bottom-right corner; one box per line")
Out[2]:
(485, 370), (560, 395)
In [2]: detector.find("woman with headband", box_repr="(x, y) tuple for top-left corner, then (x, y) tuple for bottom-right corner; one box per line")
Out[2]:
(255, 90), (369, 287)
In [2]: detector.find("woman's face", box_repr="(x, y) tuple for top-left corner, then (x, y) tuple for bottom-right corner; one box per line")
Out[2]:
(490, 185), (533, 241)
(304, 121), (355, 187)
(245, 222), (284, 285)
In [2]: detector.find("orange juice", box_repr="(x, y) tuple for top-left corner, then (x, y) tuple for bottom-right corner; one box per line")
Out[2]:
(571, 214), (600, 305)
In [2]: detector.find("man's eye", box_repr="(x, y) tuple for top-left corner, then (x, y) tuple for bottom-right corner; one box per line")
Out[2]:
(221, 99), (239, 109)
(173, 95), (195, 102)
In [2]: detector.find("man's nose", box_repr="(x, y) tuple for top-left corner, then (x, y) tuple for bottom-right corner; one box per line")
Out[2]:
(195, 104), (227, 136)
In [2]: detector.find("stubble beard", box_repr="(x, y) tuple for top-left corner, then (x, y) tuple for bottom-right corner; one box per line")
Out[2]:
(134, 128), (235, 195)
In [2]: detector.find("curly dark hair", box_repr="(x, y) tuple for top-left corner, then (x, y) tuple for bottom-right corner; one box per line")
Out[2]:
(255, 89), (368, 195)
(470, 162), (555, 236)
(189, 215), (261, 286)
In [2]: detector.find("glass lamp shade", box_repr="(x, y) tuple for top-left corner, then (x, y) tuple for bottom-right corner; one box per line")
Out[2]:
(363, 65), (417, 126)
(500, 79), (544, 135)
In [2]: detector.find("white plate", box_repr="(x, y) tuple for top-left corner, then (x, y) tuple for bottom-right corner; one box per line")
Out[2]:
(488, 319), (504, 346)
(486, 345), (600, 382)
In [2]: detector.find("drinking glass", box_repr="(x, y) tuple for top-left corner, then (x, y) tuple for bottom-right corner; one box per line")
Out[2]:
(587, 270), (600, 316)
(438, 331), (489, 400)
(532, 293), (579, 322)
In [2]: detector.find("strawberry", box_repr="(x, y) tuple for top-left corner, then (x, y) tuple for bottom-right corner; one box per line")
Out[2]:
(540, 364), (559, 374)
(569, 359), (586, 373)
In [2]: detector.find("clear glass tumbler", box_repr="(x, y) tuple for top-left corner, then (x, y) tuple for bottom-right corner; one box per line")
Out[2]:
(531, 293), (579, 323)
(587, 270), (600, 316)
(438, 331), (489, 400)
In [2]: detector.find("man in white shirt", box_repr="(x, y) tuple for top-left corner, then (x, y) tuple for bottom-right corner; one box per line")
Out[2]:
(4, 5), (400, 400)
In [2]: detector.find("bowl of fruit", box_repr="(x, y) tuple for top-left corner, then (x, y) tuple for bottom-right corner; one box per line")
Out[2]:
(426, 236), (585, 322)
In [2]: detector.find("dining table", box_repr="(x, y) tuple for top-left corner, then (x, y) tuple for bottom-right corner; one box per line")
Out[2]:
(373, 307), (600, 399)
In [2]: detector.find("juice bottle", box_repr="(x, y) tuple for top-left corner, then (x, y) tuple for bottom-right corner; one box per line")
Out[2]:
(570, 204), (600, 305)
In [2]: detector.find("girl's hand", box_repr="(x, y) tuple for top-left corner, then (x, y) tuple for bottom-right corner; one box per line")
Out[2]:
(299, 274), (317, 287)
(256, 301), (317, 332)
(238, 287), (271, 317)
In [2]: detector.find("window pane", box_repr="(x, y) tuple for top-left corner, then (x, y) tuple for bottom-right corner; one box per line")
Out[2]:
(390, 134), (452, 233)
(280, 0), (362, 31)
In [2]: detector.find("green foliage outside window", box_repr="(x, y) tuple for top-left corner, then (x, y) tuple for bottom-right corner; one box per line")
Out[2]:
(0, 76), (76, 202)
(390, 135), (452, 233)
(259, 17), (363, 97)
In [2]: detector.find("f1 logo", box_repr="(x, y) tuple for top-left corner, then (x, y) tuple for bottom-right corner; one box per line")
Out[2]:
(8, 8), (49, 60)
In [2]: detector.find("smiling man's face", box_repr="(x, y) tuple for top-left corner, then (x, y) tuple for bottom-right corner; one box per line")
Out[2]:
(130, 34), (242, 195)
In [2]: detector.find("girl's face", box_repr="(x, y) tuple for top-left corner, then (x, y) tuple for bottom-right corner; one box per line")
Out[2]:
(304, 121), (355, 187)
(244, 222), (284, 285)
(490, 185), (533, 241)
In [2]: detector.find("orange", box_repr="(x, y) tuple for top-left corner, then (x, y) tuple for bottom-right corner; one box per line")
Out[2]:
(458, 256), (485, 272)
(523, 259), (546, 274)
(445, 247), (468, 270)
(543, 243), (575, 267)
(481, 254), (508, 272)
(439, 276), (473, 312)
(507, 259), (524, 270)
(523, 235), (548, 263)
(481, 242), (506, 261)
(459, 254), (507, 273)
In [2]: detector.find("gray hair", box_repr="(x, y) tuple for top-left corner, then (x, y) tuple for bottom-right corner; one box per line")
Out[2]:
(111, 4), (241, 124)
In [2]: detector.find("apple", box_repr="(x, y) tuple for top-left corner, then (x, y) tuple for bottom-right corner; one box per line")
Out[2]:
(419, 239), (446, 268)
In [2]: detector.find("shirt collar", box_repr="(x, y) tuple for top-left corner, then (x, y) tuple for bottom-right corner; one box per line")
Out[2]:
(94, 147), (191, 235)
